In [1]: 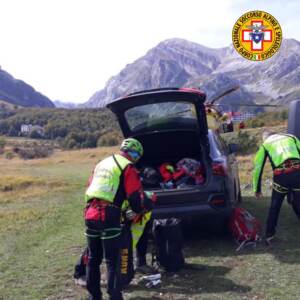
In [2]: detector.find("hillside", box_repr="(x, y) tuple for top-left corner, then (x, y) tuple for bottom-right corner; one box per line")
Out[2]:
(0, 68), (54, 108)
(84, 38), (300, 109)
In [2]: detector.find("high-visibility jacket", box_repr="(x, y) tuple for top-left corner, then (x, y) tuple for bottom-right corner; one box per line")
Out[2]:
(131, 212), (152, 248)
(85, 154), (132, 203)
(121, 200), (151, 249)
(253, 133), (300, 193)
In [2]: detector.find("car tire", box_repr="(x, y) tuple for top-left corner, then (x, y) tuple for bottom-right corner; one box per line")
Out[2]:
(288, 100), (300, 139)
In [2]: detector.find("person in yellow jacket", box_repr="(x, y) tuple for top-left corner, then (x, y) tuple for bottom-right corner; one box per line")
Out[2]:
(122, 201), (154, 274)
(84, 138), (156, 300)
(253, 130), (300, 245)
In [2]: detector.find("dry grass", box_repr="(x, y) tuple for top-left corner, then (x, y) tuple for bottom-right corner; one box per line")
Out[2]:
(237, 154), (274, 197)
(0, 175), (44, 192)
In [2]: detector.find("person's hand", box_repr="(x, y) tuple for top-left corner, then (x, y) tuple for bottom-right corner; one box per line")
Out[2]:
(144, 191), (157, 203)
(125, 209), (137, 221)
(255, 192), (262, 199)
(151, 192), (157, 203)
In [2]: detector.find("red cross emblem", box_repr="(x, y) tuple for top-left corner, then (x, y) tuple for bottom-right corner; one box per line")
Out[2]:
(242, 20), (272, 51)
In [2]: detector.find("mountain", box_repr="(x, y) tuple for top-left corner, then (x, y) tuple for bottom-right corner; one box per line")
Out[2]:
(0, 68), (54, 108)
(84, 38), (300, 109)
(53, 100), (78, 109)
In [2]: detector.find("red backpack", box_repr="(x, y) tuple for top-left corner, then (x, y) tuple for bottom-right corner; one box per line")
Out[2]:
(228, 208), (262, 251)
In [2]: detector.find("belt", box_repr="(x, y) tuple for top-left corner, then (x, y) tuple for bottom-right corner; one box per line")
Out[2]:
(274, 161), (300, 176)
(90, 198), (120, 209)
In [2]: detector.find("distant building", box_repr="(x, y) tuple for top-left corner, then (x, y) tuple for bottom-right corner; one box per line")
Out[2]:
(20, 124), (44, 136)
(228, 111), (256, 123)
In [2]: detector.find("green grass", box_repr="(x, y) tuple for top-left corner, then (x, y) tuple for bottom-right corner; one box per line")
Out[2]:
(1, 147), (300, 299)
(123, 197), (300, 300)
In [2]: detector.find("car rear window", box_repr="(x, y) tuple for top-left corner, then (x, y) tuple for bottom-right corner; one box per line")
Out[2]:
(124, 101), (197, 132)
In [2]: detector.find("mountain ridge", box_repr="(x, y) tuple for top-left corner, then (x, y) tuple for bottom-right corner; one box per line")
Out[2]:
(84, 38), (300, 109)
(0, 68), (54, 108)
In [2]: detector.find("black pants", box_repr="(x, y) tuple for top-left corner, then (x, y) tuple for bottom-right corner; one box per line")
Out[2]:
(136, 221), (151, 266)
(86, 235), (122, 300)
(266, 170), (300, 237)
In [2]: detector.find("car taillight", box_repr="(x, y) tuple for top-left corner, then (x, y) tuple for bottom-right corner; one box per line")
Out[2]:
(212, 162), (227, 176)
(209, 194), (226, 207)
(210, 199), (225, 205)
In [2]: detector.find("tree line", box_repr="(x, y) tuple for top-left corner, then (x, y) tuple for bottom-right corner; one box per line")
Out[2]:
(0, 107), (122, 149)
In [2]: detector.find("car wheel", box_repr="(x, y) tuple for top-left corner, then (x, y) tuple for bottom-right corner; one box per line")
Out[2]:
(288, 100), (300, 139)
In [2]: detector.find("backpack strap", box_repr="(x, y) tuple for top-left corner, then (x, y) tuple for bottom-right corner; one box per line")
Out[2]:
(113, 154), (123, 173)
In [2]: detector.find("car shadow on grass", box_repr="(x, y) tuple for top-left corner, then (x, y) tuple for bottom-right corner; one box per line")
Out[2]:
(127, 263), (251, 298)
(181, 196), (300, 265)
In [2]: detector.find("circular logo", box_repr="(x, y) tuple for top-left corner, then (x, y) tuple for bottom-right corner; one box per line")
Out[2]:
(232, 10), (282, 61)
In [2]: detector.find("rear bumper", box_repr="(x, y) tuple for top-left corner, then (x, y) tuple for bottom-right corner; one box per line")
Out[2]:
(152, 203), (232, 220)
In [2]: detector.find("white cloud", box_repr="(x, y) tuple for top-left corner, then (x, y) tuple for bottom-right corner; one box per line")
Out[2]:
(0, 0), (298, 103)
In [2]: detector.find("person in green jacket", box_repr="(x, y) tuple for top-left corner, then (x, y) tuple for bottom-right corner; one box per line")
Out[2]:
(253, 130), (300, 245)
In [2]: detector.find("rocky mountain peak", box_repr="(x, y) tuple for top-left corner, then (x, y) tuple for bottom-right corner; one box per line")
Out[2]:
(84, 38), (300, 109)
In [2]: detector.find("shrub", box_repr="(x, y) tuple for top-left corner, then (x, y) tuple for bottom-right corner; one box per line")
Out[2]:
(17, 145), (53, 160)
(246, 109), (288, 128)
(223, 130), (258, 155)
(97, 132), (121, 147)
(0, 137), (6, 149)
(4, 151), (15, 160)
(29, 130), (43, 139)
(63, 138), (78, 149)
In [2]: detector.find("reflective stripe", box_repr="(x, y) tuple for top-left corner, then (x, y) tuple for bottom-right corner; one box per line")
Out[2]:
(85, 227), (122, 239)
(131, 212), (152, 248)
(272, 182), (289, 194)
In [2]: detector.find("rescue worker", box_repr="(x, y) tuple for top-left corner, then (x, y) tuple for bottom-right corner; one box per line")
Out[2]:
(84, 138), (156, 300)
(253, 130), (300, 245)
(122, 202), (154, 273)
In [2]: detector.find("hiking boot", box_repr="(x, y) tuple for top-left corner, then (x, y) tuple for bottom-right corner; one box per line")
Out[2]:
(135, 264), (156, 274)
(265, 236), (275, 246)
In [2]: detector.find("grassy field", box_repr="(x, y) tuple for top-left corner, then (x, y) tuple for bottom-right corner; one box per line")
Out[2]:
(1, 146), (300, 300)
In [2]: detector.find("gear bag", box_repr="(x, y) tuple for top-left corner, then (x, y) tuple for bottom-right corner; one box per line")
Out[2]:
(140, 167), (162, 188)
(152, 218), (185, 272)
(228, 208), (262, 251)
(118, 224), (134, 287)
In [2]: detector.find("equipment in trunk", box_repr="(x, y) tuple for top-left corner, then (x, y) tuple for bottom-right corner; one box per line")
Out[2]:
(140, 157), (206, 189)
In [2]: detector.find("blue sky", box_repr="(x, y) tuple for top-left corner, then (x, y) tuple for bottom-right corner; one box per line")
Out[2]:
(0, 0), (298, 103)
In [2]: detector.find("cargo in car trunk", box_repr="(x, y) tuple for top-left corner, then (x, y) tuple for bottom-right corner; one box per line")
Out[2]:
(135, 130), (208, 190)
